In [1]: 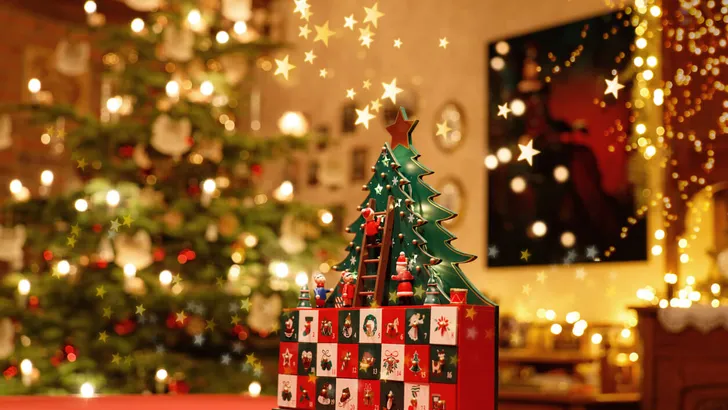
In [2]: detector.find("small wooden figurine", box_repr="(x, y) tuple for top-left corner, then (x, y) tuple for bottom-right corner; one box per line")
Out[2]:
(313, 272), (332, 308)
(340, 270), (356, 307)
(391, 252), (414, 303)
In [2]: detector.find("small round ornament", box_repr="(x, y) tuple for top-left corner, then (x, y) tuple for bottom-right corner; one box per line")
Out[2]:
(55, 39), (90, 76)
(151, 115), (192, 158)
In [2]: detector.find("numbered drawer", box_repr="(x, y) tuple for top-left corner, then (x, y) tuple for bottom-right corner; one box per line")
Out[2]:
(358, 380), (380, 410)
(429, 345), (458, 384)
(404, 345), (429, 383)
(335, 378), (358, 410)
(315, 377), (336, 410)
(281, 311), (299, 342)
(359, 308), (383, 344)
(405, 308), (431, 345)
(318, 308), (338, 343)
(380, 344), (405, 382)
(298, 343), (317, 376)
(296, 375), (316, 409)
(429, 306), (457, 345)
(380, 381), (404, 410)
(382, 308), (406, 344)
(404, 383), (430, 410)
(279, 342), (298, 375)
(299, 310), (319, 343)
(430, 383), (456, 410)
(278, 374), (297, 408)
(357, 343), (381, 380)
(338, 309), (360, 344)
(337, 344), (359, 379)
(316, 343), (338, 378)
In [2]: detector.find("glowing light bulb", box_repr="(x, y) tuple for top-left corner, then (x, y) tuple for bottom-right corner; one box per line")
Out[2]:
(131, 18), (145, 33)
(228, 265), (241, 281)
(40, 170), (54, 186)
(187, 9), (201, 26)
(200, 81), (214, 96)
(650, 5), (661, 16)
(651, 245), (663, 256)
(484, 155), (498, 170)
(320, 210), (333, 225)
(636, 123), (647, 134)
(636, 38), (647, 49)
(202, 179), (216, 193)
(80, 382), (95, 398)
(711, 283), (721, 295)
(678, 238), (688, 248)
(295, 272), (309, 286)
(28, 78), (41, 93)
(510, 99), (526, 116)
(83, 1), (97, 14)
(565, 311), (580, 324)
(75, 199), (88, 212)
(490, 57), (505, 71)
(591, 333), (603, 344)
(550, 323), (562, 335)
(57, 260), (71, 276)
(159, 270), (173, 286)
(629, 352), (639, 362)
(531, 221), (547, 237)
(510, 176), (526, 194)
(106, 190), (120, 207)
(166, 80), (180, 98)
(643, 69), (654, 81)
(634, 57), (644, 67)
(654, 229), (665, 240)
(248, 381), (262, 397)
(495, 41), (510, 55)
(680, 254), (689, 263)
(243, 233), (258, 247)
(553, 165), (569, 182)
(155, 369), (168, 382)
(277, 111), (309, 137)
(270, 261), (289, 278)
(560, 231), (576, 247)
(664, 273), (677, 284)
(9, 179), (22, 194)
(621, 328), (631, 338)
(106, 96), (123, 114)
(275, 181), (294, 201)
(234, 21), (247, 34)
(216, 31), (230, 44)
(646, 56), (658, 67)
(18, 279), (30, 295)
(496, 147), (512, 163)
(20, 359), (33, 376)
(545, 310), (556, 321)
(124, 264), (137, 278)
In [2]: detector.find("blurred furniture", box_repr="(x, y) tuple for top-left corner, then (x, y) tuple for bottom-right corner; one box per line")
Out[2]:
(0, 395), (276, 410)
(635, 306), (728, 410)
(499, 391), (640, 410)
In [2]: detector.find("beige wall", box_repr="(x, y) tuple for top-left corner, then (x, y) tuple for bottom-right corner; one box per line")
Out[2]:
(260, 0), (665, 323)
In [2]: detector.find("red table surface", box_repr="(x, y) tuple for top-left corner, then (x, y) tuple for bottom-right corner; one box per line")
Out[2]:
(0, 395), (277, 410)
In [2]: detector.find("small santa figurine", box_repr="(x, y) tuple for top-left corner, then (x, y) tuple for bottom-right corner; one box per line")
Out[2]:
(340, 270), (356, 307)
(313, 273), (332, 308)
(361, 207), (381, 237)
(391, 252), (414, 304)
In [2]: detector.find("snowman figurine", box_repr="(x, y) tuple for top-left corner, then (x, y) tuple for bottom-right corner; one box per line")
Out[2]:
(313, 272), (332, 308)
(391, 252), (414, 304)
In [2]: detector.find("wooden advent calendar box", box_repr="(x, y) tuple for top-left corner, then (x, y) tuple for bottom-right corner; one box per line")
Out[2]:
(275, 304), (497, 410)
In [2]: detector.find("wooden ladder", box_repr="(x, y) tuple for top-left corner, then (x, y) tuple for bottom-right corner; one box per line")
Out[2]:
(353, 196), (396, 307)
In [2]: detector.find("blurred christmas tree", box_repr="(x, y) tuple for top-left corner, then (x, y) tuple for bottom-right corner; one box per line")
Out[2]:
(0, 0), (340, 395)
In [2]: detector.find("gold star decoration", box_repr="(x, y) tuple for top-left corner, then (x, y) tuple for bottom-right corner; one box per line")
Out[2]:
(307, 371), (317, 383)
(135, 304), (146, 315)
(45, 126), (55, 137)
(245, 353), (258, 365)
(301, 8), (313, 21)
(414, 286), (425, 299)
(313, 21), (335, 47)
(55, 128), (66, 139)
(52, 270), (61, 279)
(363, 79), (372, 89)
(274, 55), (296, 80)
(304, 50), (316, 64)
(363, 2), (384, 28)
(449, 354), (459, 366)
(231, 313), (241, 325)
(389, 291), (398, 303)
(293, 0), (310, 17)
(520, 249), (531, 261)
(298, 24), (311, 39)
(439, 37), (449, 49)
(175, 310), (187, 324)
(216, 276), (225, 288)
(99, 331), (109, 343)
(381, 78), (403, 104)
(110, 218), (121, 232)
(172, 273), (183, 285)
(122, 214), (134, 227)
(435, 120), (452, 138)
(369, 300), (380, 308)
(240, 298), (251, 312)
(522, 284), (532, 296)
(252, 361), (263, 374)
(102, 306), (112, 319)
(604, 74), (625, 99)
(536, 271), (548, 284)
(70, 224), (81, 237)
(124, 355), (133, 366)
(517, 139), (541, 166)
(344, 14), (357, 30)
(205, 319), (216, 332)
(111, 353), (121, 365)
(465, 306), (477, 320)
(497, 103), (511, 119)
(319, 68), (328, 78)
(485, 329), (494, 339)
(370, 99), (382, 112)
(393, 38), (403, 48)
(76, 158), (88, 170)
(96, 286), (107, 299)
(346, 88), (357, 100)
(355, 105), (376, 129)
(66, 236), (76, 248)
(359, 25), (375, 48)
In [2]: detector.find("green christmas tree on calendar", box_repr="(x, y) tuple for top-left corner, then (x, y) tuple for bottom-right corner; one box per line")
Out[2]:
(328, 107), (495, 308)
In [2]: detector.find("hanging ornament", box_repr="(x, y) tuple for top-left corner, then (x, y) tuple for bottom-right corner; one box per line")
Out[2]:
(278, 214), (306, 255)
(162, 26), (194, 62)
(133, 144), (153, 169)
(124, 0), (161, 11)
(319, 146), (347, 189)
(247, 293), (282, 335)
(98, 236), (115, 262)
(113, 231), (153, 270)
(197, 139), (223, 163)
(0, 318), (15, 360)
(221, 0), (252, 22)
(0, 114), (12, 151)
(219, 55), (248, 84)
(205, 224), (219, 242)
(151, 115), (192, 158)
(0, 225), (26, 270)
(54, 39), (90, 76)
(218, 213), (240, 237)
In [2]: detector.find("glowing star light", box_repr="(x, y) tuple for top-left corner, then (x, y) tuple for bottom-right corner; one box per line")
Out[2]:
(435, 120), (452, 138)
(355, 105), (376, 129)
(314, 21), (335, 47)
(370, 99), (382, 112)
(497, 103), (511, 119)
(362, 79), (372, 89)
(520, 249), (531, 261)
(293, 0), (310, 17)
(518, 139), (540, 166)
(359, 25), (375, 48)
(304, 50), (316, 64)
(439, 37), (449, 49)
(393, 38), (403, 48)
(344, 14), (357, 30)
(274, 55), (296, 80)
(381, 78), (403, 104)
(298, 24), (311, 39)
(363, 2), (384, 28)
(604, 75), (625, 99)
(346, 88), (357, 100)
(319, 68), (328, 78)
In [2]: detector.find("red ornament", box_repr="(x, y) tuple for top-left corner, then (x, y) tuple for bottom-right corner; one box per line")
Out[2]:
(118, 145), (134, 158)
(169, 378), (190, 394)
(166, 313), (177, 329)
(67, 353), (77, 362)
(43, 250), (53, 261)
(251, 164), (263, 176)
(187, 185), (200, 196)
(3, 366), (17, 379)
(92, 224), (102, 233)
(153, 248), (165, 261)
(50, 356), (61, 367)
(177, 254), (188, 264)
(115, 319), (137, 336)
(64, 345), (75, 355)
(184, 249), (196, 261)
(186, 136), (194, 146)
(232, 324), (243, 335)
(28, 296), (39, 309)
(96, 260), (108, 269)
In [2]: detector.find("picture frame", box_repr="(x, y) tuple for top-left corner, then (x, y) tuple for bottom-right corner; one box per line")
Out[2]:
(351, 147), (368, 182)
(433, 101), (466, 152)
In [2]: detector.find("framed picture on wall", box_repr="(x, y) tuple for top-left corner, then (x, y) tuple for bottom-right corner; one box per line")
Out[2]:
(341, 102), (357, 135)
(486, 10), (647, 267)
(436, 177), (465, 228)
(351, 147), (368, 182)
(307, 160), (320, 186)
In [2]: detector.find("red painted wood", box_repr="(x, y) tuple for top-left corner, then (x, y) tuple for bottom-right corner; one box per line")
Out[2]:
(0, 395), (276, 410)
(458, 305), (497, 410)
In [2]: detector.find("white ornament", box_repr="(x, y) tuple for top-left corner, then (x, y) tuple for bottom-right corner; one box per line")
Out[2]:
(0, 225), (25, 270)
(718, 249), (728, 279)
(0, 114), (11, 151)
(54, 39), (90, 77)
(133, 144), (152, 169)
(162, 26), (194, 62)
(206, 224), (219, 242)
(113, 231), (153, 270)
(124, 0), (161, 11)
(0, 318), (14, 360)
(98, 237), (115, 262)
(197, 139), (223, 163)
(247, 293), (282, 334)
(279, 214), (306, 255)
(221, 0), (252, 22)
(151, 115), (191, 158)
